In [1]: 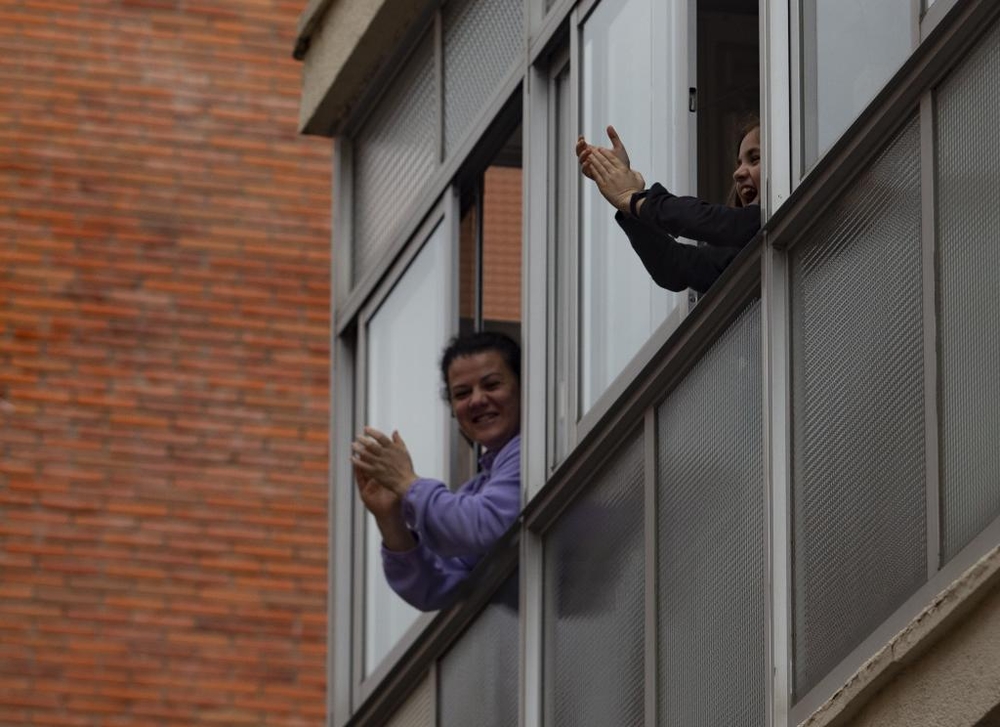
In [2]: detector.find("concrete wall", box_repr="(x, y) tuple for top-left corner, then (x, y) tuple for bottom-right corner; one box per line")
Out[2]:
(843, 583), (1000, 727)
(803, 547), (1000, 727)
(296, 0), (428, 135)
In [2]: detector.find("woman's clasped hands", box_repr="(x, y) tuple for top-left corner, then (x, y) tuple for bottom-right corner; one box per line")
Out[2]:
(351, 426), (420, 506)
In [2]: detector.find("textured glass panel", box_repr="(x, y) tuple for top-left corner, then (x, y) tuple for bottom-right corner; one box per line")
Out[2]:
(386, 672), (434, 727)
(353, 32), (437, 286)
(443, 0), (524, 156)
(936, 20), (1000, 561)
(657, 300), (764, 726)
(365, 222), (451, 675)
(790, 115), (925, 698)
(545, 433), (645, 727)
(803, 0), (912, 165)
(438, 575), (519, 727)
(579, 0), (686, 412)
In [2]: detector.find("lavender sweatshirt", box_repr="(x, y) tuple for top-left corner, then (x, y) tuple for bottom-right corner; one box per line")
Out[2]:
(382, 434), (521, 611)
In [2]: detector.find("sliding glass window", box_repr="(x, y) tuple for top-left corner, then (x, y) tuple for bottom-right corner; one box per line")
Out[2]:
(361, 218), (454, 677)
(578, 0), (691, 415)
(801, 0), (913, 168)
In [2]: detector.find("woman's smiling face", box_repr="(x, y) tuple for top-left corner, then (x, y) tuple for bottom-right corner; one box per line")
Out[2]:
(446, 350), (520, 452)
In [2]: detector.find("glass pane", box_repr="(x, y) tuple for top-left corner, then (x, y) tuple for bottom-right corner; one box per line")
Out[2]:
(790, 116), (925, 698)
(935, 18), (1000, 562)
(802, 0), (913, 166)
(579, 0), (686, 413)
(481, 165), (522, 337)
(657, 300), (764, 726)
(353, 32), (437, 287)
(544, 433), (645, 727)
(386, 672), (434, 727)
(438, 575), (519, 727)
(443, 0), (524, 156)
(365, 222), (452, 675)
(459, 200), (478, 337)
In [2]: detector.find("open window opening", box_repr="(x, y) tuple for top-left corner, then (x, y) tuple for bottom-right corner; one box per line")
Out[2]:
(454, 113), (523, 478)
(697, 0), (761, 205)
(458, 123), (524, 344)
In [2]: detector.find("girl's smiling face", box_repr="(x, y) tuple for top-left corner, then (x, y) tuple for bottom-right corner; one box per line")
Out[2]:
(733, 126), (761, 207)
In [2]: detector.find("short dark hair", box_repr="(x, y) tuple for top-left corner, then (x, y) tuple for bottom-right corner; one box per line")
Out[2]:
(439, 331), (521, 401)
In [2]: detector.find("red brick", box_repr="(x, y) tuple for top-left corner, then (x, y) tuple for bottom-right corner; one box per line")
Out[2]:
(1, 1), (329, 725)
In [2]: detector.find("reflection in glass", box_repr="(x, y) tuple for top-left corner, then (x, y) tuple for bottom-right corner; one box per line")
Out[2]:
(459, 201), (478, 338)
(802, 0), (912, 166)
(482, 165), (523, 338)
(544, 434), (644, 726)
(364, 222), (451, 675)
(580, 0), (686, 413)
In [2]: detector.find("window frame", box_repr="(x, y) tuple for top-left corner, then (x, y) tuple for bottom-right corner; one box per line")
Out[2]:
(794, 0), (923, 180)
(349, 195), (461, 707)
(542, 0), (699, 478)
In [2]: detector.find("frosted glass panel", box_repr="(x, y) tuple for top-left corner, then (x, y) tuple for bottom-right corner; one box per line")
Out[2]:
(579, 0), (686, 413)
(386, 672), (434, 727)
(545, 433), (645, 727)
(790, 117), (925, 697)
(365, 222), (451, 675)
(438, 576), (519, 727)
(657, 301), (764, 727)
(803, 0), (912, 165)
(936, 18), (1000, 561)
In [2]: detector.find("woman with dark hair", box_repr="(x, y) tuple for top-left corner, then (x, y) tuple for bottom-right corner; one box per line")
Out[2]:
(351, 331), (521, 611)
(577, 116), (761, 294)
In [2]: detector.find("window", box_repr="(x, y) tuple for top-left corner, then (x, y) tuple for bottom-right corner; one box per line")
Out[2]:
(577, 0), (691, 415)
(361, 217), (453, 676)
(458, 128), (523, 342)
(801, 0), (914, 168)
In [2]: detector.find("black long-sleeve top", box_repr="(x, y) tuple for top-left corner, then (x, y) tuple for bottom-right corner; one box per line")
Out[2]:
(614, 182), (761, 294)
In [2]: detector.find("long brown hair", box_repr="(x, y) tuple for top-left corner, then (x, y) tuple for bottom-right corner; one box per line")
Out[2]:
(726, 113), (760, 208)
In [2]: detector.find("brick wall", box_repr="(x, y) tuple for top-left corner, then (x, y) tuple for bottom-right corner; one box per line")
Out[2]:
(0, 2), (331, 725)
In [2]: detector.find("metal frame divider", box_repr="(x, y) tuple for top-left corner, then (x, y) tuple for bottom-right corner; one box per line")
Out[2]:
(762, 0), (792, 216)
(921, 0), (962, 41)
(920, 91), (942, 581)
(330, 333), (356, 727)
(351, 201), (454, 707)
(521, 528), (544, 727)
(643, 408), (658, 727)
(762, 237), (792, 727)
(428, 662), (439, 726)
(521, 45), (552, 727)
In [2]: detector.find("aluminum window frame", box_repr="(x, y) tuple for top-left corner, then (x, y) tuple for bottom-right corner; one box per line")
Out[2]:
(763, 0), (794, 215)
(794, 0), (922, 182)
(562, 0), (698, 466)
(764, 3), (1000, 720)
(350, 196), (458, 707)
(537, 45), (576, 485)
